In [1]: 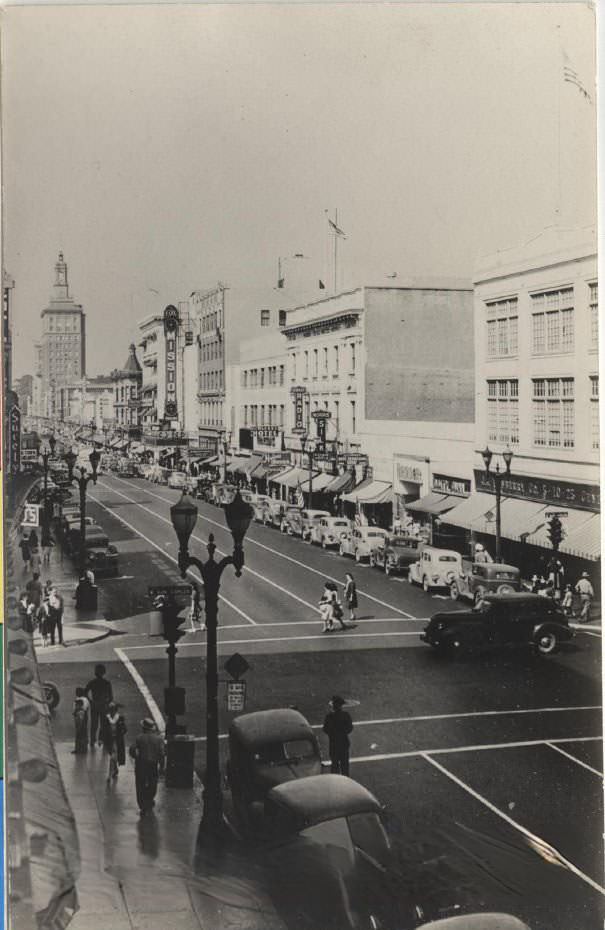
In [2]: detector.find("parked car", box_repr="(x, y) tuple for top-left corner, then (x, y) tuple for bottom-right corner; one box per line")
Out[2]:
(68, 525), (120, 577)
(252, 495), (271, 522)
(227, 709), (321, 834)
(408, 546), (463, 593)
(280, 506), (305, 535)
(339, 526), (389, 562)
(263, 498), (287, 528)
(421, 592), (573, 656)
(300, 509), (332, 541)
(310, 516), (352, 548)
(260, 775), (414, 930)
(379, 534), (423, 574)
(118, 462), (137, 479)
(449, 560), (521, 603)
(60, 513), (95, 541)
(167, 471), (187, 490)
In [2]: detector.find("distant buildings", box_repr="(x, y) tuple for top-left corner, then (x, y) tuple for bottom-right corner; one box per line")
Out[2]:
(39, 253), (86, 418)
(111, 343), (142, 437)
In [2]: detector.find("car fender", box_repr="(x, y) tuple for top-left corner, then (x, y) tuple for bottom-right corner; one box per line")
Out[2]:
(532, 621), (570, 640)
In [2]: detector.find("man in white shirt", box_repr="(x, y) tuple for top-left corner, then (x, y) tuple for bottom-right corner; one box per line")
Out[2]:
(574, 572), (595, 623)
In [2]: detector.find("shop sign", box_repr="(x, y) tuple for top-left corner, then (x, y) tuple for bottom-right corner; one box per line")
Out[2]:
(22, 504), (40, 528)
(194, 436), (218, 453)
(290, 385), (307, 432)
(397, 463), (423, 484)
(21, 449), (38, 463)
(311, 409), (331, 420)
(432, 473), (471, 497)
(8, 404), (21, 474)
(255, 426), (279, 445)
(163, 305), (179, 419)
(474, 469), (600, 513)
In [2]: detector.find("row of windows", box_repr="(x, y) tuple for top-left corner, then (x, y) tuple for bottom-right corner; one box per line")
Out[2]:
(290, 342), (357, 381)
(260, 309), (288, 327)
(200, 370), (223, 392)
(199, 400), (224, 427)
(241, 365), (285, 389)
(242, 405), (286, 428)
(46, 316), (80, 332)
(487, 376), (599, 450)
(201, 341), (221, 362)
(485, 283), (597, 358)
(115, 385), (138, 402)
(201, 310), (221, 333)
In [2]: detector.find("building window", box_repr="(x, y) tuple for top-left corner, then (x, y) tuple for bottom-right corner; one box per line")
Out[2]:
(350, 342), (356, 372)
(486, 379), (519, 446)
(531, 288), (574, 355)
(590, 376), (599, 450)
(279, 404), (285, 427)
(260, 309), (270, 327)
(334, 399), (340, 432)
(279, 364), (285, 386)
(290, 353), (297, 381)
(313, 349), (318, 379)
(260, 368), (265, 388)
(304, 351), (309, 379)
(589, 282), (598, 349)
(486, 298), (518, 358)
(532, 378), (574, 448)
(323, 347), (329, 375)
(334, 345), (339, 374)
(279, 310), (287, 327)
(242, 370), (248, 389)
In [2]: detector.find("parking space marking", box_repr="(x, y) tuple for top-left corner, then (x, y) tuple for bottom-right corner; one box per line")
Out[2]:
(421, 753), (605, 896)
(115, 647), (165, 732)
(545, 741), (604, 777)
(111, 476), (416, 619)
(90, 490), (257, 625)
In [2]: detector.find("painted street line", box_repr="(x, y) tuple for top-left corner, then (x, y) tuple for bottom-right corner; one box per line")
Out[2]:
(123, 629), (421, 651)
(570, 623), (601, 633)
(115, 646), (165, 732)
(576, 629), (602, 639)
(422, 753), (605, 897)
(545, 741), (604, 777)
(349, 734), (601, 764)
(111, 476), (416, 619)
(180, 617), (425, 632)
(90, 490), (257, 625)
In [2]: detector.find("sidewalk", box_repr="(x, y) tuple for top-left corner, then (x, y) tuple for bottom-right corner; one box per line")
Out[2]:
(55, 742), (284, 930)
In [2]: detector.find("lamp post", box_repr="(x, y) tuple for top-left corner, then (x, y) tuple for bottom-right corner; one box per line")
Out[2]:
(300, 433), (314, 510)
(36, 434), (56, 536)
(481, 446), (514, 563)
(65, 447), (101, 576)
(221, 430), (232, 483)
(170, 489), (253, 839)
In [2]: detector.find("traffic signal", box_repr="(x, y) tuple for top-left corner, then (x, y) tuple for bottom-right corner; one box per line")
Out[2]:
(547, 516), (563, 550)
(162, 600), (188, 644)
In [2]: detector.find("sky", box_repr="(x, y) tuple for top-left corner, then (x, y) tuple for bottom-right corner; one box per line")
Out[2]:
(3, 1), (596, 378)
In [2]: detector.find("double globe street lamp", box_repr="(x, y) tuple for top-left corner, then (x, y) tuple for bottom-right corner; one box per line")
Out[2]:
(170, 489), (253, 840)
(481, 445), (514, 563)
(64, 447), (101, 577)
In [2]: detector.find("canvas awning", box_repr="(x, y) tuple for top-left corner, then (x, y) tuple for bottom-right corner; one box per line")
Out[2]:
(130, 443), (145, 455)
(269, 466), (297, 485)
(280, 467), (313, 489)
(342, 479), (392, 505)
(524, 508), (601, 561)
(299, 471), (335, 493)
(232, 454), (263, 477)
(439, 492), (497, 530)
(323, 471), (356, 495)
(406, 492), (464, 516)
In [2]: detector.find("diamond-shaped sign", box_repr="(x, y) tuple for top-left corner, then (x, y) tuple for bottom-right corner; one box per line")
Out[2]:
(224, 653), (250, 680)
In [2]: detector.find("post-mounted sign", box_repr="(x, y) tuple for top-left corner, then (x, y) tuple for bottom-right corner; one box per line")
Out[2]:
(22, 504), (40, 528)
(227, 681), (247, 712)
(290, 385), (307, 433)
(163, 305), (179, 420)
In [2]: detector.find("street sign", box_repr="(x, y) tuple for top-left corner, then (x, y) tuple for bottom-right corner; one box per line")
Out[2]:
(311, 409), (332, 420)
(291, 427), (307, 436)
(227, 680), (247, 712)
(21, 449), (38, 463)
(22, 504), (40, 528)
(148, 585), (192, 599)
(545, 511), (569, 519)
(224, 652), (250, 680)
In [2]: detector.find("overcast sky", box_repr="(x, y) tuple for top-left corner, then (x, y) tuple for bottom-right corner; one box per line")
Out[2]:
(3, 2), (596, 378)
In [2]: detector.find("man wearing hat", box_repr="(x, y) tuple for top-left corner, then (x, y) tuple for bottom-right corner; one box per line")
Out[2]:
(322, 696), (353, 776)
(130, 718), (165, 815)
(574, 572), (595, 624)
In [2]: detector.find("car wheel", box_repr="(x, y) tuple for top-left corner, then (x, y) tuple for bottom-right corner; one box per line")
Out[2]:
(536, 630), (558, 655)
(422, 576), (431, 594)
(497, 583), (515, 595)
(355, 549), (361, 563)
(450, 581), (460, 601)
(384, 560), (391, 576)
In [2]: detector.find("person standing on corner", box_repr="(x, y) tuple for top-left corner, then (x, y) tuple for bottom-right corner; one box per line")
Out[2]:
(323, 695), (353, 776)
(85, 664), (113, 747)
(344, 572), (358, 624)
(575, 571), (595, 624)
(130, 718), (165, 816)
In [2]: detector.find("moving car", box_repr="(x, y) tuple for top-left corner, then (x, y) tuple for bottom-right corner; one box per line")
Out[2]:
(69, 524), (120, 577)
(167, 471), (187, 490)
(421, 592), (573, 656)
(377, 534), (422, 573)
(449, 560), (521, 603)
(339, 526), (389, 562)
(227, 708), (321, 834)
(310, 516), (352, 548)
(408, 546), (462, 593)
(261, 775), (413, 930)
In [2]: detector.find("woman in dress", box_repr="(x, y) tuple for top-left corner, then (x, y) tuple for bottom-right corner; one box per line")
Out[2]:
(344, 572), (358, 623)
(104, 702), (127, 782)
(319, 581), (335, 633)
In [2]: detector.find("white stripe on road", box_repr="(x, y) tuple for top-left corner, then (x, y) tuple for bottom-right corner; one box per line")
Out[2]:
(348, 734), (602, 764)
(114, 646), (165, 733)
(545, 741), (604, 777)
(109, 476), (416, 619)
(123, 630), (421, 651)
(90, 490), (257, 625)
(422, 753), (605, 896)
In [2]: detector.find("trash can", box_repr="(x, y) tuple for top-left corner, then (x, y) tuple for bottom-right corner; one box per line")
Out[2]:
(166, 734), (195, 789)
(75, 582), (98, 612)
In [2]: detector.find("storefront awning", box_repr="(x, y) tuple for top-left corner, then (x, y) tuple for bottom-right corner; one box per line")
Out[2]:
(130, 443), (145, 454)
(342, 479), (392, 505)
(476, 497), (548, 543)
(281, 467), (312, 489)
(201, 455), (219, 467)
(524, 508), (601, 561)
(439, 491), (496, 530)
(251, 462), (285, 480)
(323, 471), (356, 495)
(406, 492), (464, 516)
(299, 471), (335, 493)
(269, 466), (296, 485)
(230, 454), (263, 477)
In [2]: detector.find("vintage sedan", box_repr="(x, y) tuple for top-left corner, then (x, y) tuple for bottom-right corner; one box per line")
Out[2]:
(167, 471), (187, 490)
(252, 495), (272, 522)
(408, 546), (463, 593)
(261, 775), (414, 930)
(377, 534), (423, 573)
(449, 560), (521, 603)
(227, 709), (321, 835)
(280, 506), (304, 535)
(69, 525), (120, 577)
(339, 526), (389, 562)
(421, 592), (573, 656)
(310, 516), (352, 548)
(263, 498), (287, 528)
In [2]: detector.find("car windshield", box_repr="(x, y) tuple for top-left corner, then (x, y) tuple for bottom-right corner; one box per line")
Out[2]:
(85, 536), (108, 549)
(495, 572), (516, 579)
(393, 538), (416, 548)
(254, 739), (316, 765)
(367, 532), (384, 538)
(348, 812), (391, 867)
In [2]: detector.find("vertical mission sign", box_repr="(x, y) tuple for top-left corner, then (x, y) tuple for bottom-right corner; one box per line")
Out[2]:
(163, 305), (179, 420)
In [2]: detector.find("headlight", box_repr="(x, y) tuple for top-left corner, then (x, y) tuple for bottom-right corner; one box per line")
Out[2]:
(340, 532), (348, 539)
(432, 574), (439, 582)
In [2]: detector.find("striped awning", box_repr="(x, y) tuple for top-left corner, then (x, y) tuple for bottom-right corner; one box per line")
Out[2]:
(323, 471), (356, 495)
(342, 479), (392, 505)
(299, 471), (335, 493)
(406, 492), (463, 516)
(440, 492), (496, 530)
(525, 508), (601, 561)
(280, 467), (312, 489)
(269, 467), (297, 485)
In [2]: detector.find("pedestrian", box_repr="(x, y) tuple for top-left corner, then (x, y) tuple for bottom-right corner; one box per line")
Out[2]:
(48, 587), (65, 645)
(18, 534), (31, 571)
(85, 664), (114, 747)
(72, 688), (90, 754)
(26, 572), (43, 611)
(41, 526), (55, 565)
(344, 572), (358, 623)
(330, 583), (349, 631)
(562, 584), (574, 618)
(189, 584), (204, 632)
(530, 574), (541, 594)
(319, 581), (336, 633)
(103, 702), (127, 782)
(575, 572), (595, 624)
(28, 529), (39, 551)
(129, 718), (165, 816)
(322, 695), (353, 776)
(29, 545), (42, 576)
(474, 543), (493, 564)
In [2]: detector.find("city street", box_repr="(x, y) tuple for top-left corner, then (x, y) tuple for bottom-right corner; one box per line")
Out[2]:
(39, 473), (604, 930)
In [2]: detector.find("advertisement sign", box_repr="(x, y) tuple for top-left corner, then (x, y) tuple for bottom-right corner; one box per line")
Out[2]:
(21, 449), (38, 463)
(290, 385), (307, 433)
(8, 405), (21, 474)
(226, 681), (247, 712)
(474, 470), (600, 513)
(432, 473), (471, 497)
(22, 504), (40, 528)
(255, 426), (279, 445)
(163, 305), (179, 419)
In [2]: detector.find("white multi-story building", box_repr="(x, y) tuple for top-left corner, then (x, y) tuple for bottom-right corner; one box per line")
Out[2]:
(444, 225), (599, 570)
(235, 330), (288, 455)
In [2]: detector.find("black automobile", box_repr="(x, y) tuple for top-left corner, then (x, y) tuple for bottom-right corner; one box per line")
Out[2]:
(421, 593), (573, 656)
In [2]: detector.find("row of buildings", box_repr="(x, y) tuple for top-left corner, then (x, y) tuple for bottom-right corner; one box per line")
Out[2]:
(25, 225), (600, 573)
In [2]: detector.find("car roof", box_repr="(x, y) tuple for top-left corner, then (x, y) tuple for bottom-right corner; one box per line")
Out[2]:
(484, 592), (556, 605)
(476, 562), (519, 573)
(424, 547), (460, 556)
(268, 774), (382, 826)
(229, 709), (314, 749)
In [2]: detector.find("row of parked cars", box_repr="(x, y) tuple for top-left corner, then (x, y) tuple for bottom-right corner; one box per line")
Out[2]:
(56, 500), (120, 578)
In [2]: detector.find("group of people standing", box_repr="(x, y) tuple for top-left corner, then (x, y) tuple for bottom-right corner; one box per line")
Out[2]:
(319, 573), (358, 632)
(19, 568), (65, 647)
(73, 664), (165, 815)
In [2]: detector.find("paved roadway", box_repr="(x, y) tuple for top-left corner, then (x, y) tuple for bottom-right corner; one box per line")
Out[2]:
(41, 473), (604, 930)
